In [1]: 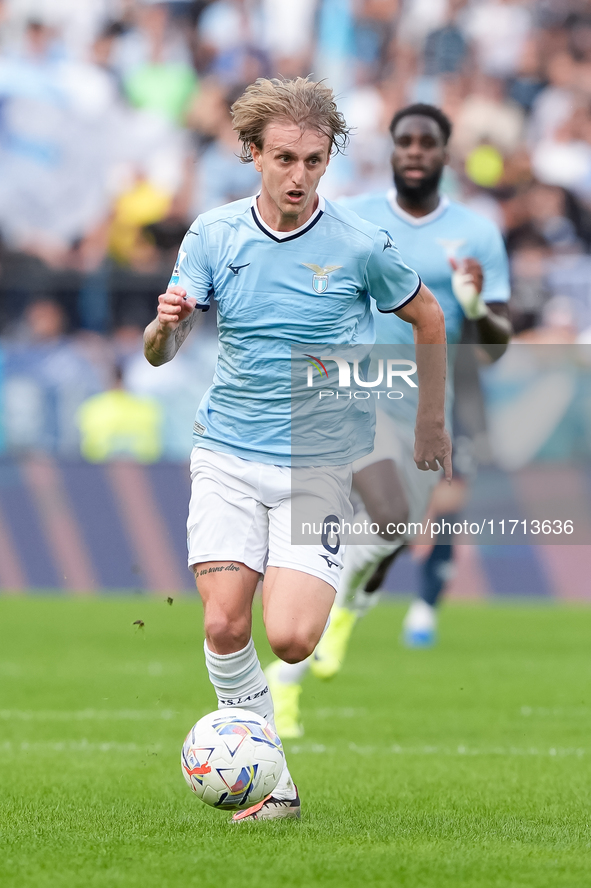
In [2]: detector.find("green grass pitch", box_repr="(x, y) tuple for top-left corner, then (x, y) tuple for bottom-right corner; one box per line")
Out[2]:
(1, 596), (590, 888)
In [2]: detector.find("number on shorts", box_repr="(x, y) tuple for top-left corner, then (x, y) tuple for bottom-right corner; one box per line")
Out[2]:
(321, 514), (340, 555)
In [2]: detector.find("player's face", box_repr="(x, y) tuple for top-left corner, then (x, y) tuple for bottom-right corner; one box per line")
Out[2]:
(252, 122), (331, 227)
(390, 116), (447, 200)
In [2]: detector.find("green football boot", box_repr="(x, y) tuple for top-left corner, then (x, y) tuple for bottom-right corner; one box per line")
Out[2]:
(310, 606), (357, 680)
(265, 660), (304, 739)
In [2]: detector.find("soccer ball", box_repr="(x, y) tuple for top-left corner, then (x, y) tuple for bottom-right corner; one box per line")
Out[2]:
(181, 708), (284, 810)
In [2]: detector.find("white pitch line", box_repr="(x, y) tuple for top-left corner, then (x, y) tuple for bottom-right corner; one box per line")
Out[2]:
(0, 707), (368, 723)
(0, 709), (187, 721)
(0, 741), (163, 753)
(0, 662), (183, 677)
(520, 705), (590, 717)
(287, 742), (586, 758)
(0, 739), (585, 758)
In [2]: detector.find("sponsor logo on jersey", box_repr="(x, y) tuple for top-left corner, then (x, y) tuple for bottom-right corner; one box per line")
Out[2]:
(227, 262), (250, 275)
(302, 263), (343, 294)
(383, 236), (393, 251)
(319, 553), (339, 569)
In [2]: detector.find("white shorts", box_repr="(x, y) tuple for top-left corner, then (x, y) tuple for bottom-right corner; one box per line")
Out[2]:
(352, 409), (441, 535)
(187, 448), (353, 590)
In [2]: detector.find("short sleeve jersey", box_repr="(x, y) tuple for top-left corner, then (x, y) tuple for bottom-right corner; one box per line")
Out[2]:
(340, 189), (510, 426)
(341, 190), (510, 347)
(171, 194), (420, 466)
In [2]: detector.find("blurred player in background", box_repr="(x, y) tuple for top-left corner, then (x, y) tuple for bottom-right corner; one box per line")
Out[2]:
(143, 80), (450, 820)
(267, 103), (512, 738)
(403, 333), (496, 647)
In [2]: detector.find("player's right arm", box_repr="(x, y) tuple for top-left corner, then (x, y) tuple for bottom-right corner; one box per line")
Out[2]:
(144, 286), (198, 366)
(144, 221), (213, 366)
(451, 220), (512, 353)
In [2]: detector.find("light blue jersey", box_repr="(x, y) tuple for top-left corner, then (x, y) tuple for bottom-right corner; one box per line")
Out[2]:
(341, 189), (510, 346)
(341, 189), (510, 425)
(172, 194), (420, 466)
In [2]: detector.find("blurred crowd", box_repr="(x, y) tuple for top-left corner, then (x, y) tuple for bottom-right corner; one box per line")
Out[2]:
(1, 0), (591, 460)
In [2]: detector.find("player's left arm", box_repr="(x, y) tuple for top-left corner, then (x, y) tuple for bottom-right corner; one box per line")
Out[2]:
(366, 231), (452, 480)
(395, 283), (452, 481)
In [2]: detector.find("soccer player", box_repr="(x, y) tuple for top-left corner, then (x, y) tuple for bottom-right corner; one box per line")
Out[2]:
(143, 80), (450, 821)
(267, 103), (511, 737)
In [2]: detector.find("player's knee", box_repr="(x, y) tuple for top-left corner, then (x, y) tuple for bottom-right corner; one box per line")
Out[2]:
(268, 628), (315, 664)
(368, 503), (409, 541)
(204, 610), (250, 653)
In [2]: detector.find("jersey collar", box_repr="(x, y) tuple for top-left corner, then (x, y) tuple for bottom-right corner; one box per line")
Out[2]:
(386, 188), (449, 226)
(251, 193), (325, 242)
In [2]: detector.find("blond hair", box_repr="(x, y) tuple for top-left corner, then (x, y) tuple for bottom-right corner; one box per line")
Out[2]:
(231, 77), (350, 163)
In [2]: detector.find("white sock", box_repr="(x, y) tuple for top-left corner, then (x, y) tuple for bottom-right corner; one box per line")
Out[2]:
(204, 638), (296, 800)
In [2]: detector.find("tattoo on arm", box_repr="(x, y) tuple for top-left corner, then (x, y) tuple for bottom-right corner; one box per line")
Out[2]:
(144, 310), (198, 366)
(174, 311), (198, 351)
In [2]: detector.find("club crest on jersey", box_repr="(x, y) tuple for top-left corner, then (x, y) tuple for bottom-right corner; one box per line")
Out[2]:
(302, 263), (342, 294)
(435, 238), (466, 260)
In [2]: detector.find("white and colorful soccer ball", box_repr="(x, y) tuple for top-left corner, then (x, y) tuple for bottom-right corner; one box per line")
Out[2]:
(181, 708), (284, 810)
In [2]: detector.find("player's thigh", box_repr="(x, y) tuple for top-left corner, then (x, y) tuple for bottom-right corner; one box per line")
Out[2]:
(268, 462), (351, 587)
(352, 408), (409, 531)
(187, 448), (269, 653)
(262, 463), (352, 660)
(194, 560), (261, 654)
(262, 566), (336, 663)
(353, 459), (409, 531)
